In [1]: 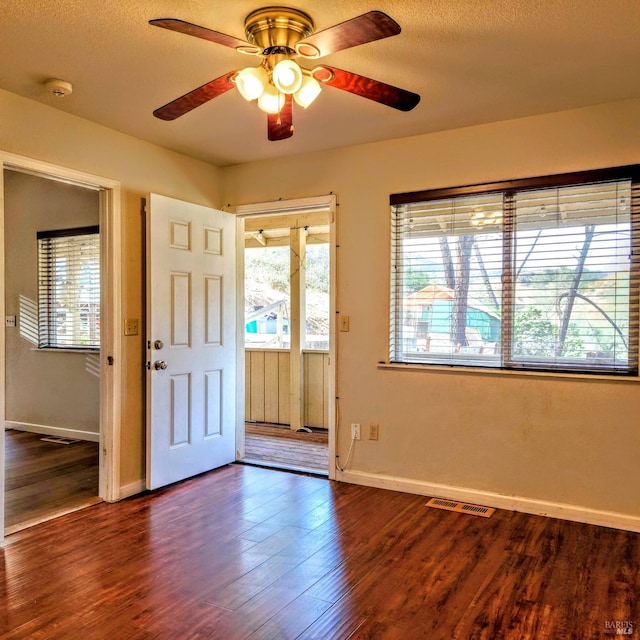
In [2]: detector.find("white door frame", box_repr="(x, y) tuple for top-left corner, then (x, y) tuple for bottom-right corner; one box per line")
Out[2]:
(0, 151), (122, 542)
(226, 195), (337, 480)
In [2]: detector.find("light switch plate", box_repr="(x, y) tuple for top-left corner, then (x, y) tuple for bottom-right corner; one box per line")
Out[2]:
(124, 318), (139, 336)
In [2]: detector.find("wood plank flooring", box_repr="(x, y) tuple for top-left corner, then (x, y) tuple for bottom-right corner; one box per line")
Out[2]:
(4, 429), (100, 533)
(2, 463), (639, 639)
(244, 422), (328, 473)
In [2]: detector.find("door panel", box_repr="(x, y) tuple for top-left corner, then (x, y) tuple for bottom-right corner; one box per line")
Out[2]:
(146, 194), (236, 490)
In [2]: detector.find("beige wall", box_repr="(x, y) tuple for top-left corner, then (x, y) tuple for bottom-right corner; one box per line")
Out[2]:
(4, 169), (100, 434)
(2, 85), (639, 520)
(0, 88), (221, 487)
(222, 98), (640, 518)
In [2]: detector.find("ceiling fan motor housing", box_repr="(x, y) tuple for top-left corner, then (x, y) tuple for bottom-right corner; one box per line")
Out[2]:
(244, 7), (314, 53)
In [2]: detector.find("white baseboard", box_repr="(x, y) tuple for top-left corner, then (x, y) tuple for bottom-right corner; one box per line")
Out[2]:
(5, 420), (99, 443)
(340, 469), (640, 534)
(119, 480), (146, 500)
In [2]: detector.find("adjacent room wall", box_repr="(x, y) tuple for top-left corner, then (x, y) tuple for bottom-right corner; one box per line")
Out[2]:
(0, 88), (222, 491)
(221, 97), (640, 525)
(4, 169), (100, 439)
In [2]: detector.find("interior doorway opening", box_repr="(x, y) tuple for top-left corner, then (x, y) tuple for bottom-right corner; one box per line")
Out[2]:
(3, 168), (101, 533)
(233, 198), (336, 476)
(0, 152), (122, 542)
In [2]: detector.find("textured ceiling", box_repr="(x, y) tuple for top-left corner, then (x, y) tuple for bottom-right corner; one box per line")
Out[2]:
(1, 0), (639, 166)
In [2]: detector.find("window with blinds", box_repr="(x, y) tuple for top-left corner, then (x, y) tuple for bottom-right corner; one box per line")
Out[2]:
(37, 226), (100, 350)
(390, 166), (640, 375)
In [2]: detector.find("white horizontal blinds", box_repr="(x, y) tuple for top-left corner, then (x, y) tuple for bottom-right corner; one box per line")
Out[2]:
(509, 180), (636, 373)
(391, 193), (504, 364)
(37, 226), (100, 349)
(389, 205), (404, 361)
(630, 179), (640, 373)
(390, 165), (640, 375)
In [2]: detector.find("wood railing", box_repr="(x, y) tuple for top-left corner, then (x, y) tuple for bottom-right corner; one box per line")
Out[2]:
(245, 348), (329, 429)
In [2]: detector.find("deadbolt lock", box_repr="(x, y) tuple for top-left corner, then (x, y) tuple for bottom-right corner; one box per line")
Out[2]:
(154, 339), (164, 350)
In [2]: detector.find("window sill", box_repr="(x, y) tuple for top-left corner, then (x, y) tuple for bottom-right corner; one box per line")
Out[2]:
(377, 361), (640, 383)
(32, 347), (100, 355)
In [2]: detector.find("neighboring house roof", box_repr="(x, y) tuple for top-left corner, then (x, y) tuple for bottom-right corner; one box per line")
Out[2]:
(405, 284), (500, 319)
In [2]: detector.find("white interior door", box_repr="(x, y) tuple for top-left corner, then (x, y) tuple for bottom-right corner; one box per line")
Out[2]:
(146, 193), (236, 490)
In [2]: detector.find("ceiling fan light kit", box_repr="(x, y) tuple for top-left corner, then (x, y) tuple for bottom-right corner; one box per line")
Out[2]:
(237, 59), (317, 112)
(150, 6), (420, 140)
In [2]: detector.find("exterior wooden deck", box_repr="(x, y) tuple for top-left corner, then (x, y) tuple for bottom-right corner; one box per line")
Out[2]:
(244, 422), (328, 473)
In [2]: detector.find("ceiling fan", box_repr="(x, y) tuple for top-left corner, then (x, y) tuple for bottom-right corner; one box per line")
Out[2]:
(150, 6), (420, 141)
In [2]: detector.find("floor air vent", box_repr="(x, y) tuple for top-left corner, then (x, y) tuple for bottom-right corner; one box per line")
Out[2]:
(426, 497), (495, 518)
(41, 436), (80, 445)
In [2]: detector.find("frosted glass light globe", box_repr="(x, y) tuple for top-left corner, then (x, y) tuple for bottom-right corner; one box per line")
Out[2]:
(272, 60), (303, 95)
(294, 76), (321, 108)
(258, 84), (285, 114)
(236, 67), (268, 101)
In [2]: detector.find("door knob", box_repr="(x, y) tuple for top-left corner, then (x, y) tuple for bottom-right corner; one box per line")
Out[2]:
(153, 360), (168, 370)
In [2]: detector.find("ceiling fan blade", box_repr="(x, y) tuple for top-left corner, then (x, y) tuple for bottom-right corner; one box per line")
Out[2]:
(296, 11), (400, 58)
(267, 95), (294, 141)
(153, 72), (237, 121)
(312, 65), (420, 112)
(149, 19), (261, 54)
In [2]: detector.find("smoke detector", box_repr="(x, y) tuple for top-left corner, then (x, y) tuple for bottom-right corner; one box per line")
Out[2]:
(44, 78), (73, 97)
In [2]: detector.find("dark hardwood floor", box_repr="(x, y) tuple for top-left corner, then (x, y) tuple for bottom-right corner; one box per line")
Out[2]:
(1, 463), (639, 639)
(4, 429), (100, 533)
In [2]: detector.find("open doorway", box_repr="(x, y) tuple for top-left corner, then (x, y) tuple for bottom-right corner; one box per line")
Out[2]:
(0, 155), (121, 541)
(236, 200), (335, 475)
(3, 169), (101, 533)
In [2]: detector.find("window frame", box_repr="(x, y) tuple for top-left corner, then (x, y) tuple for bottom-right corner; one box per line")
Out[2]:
(37, 225), (100, 351)
(390, 165), (640, 377)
